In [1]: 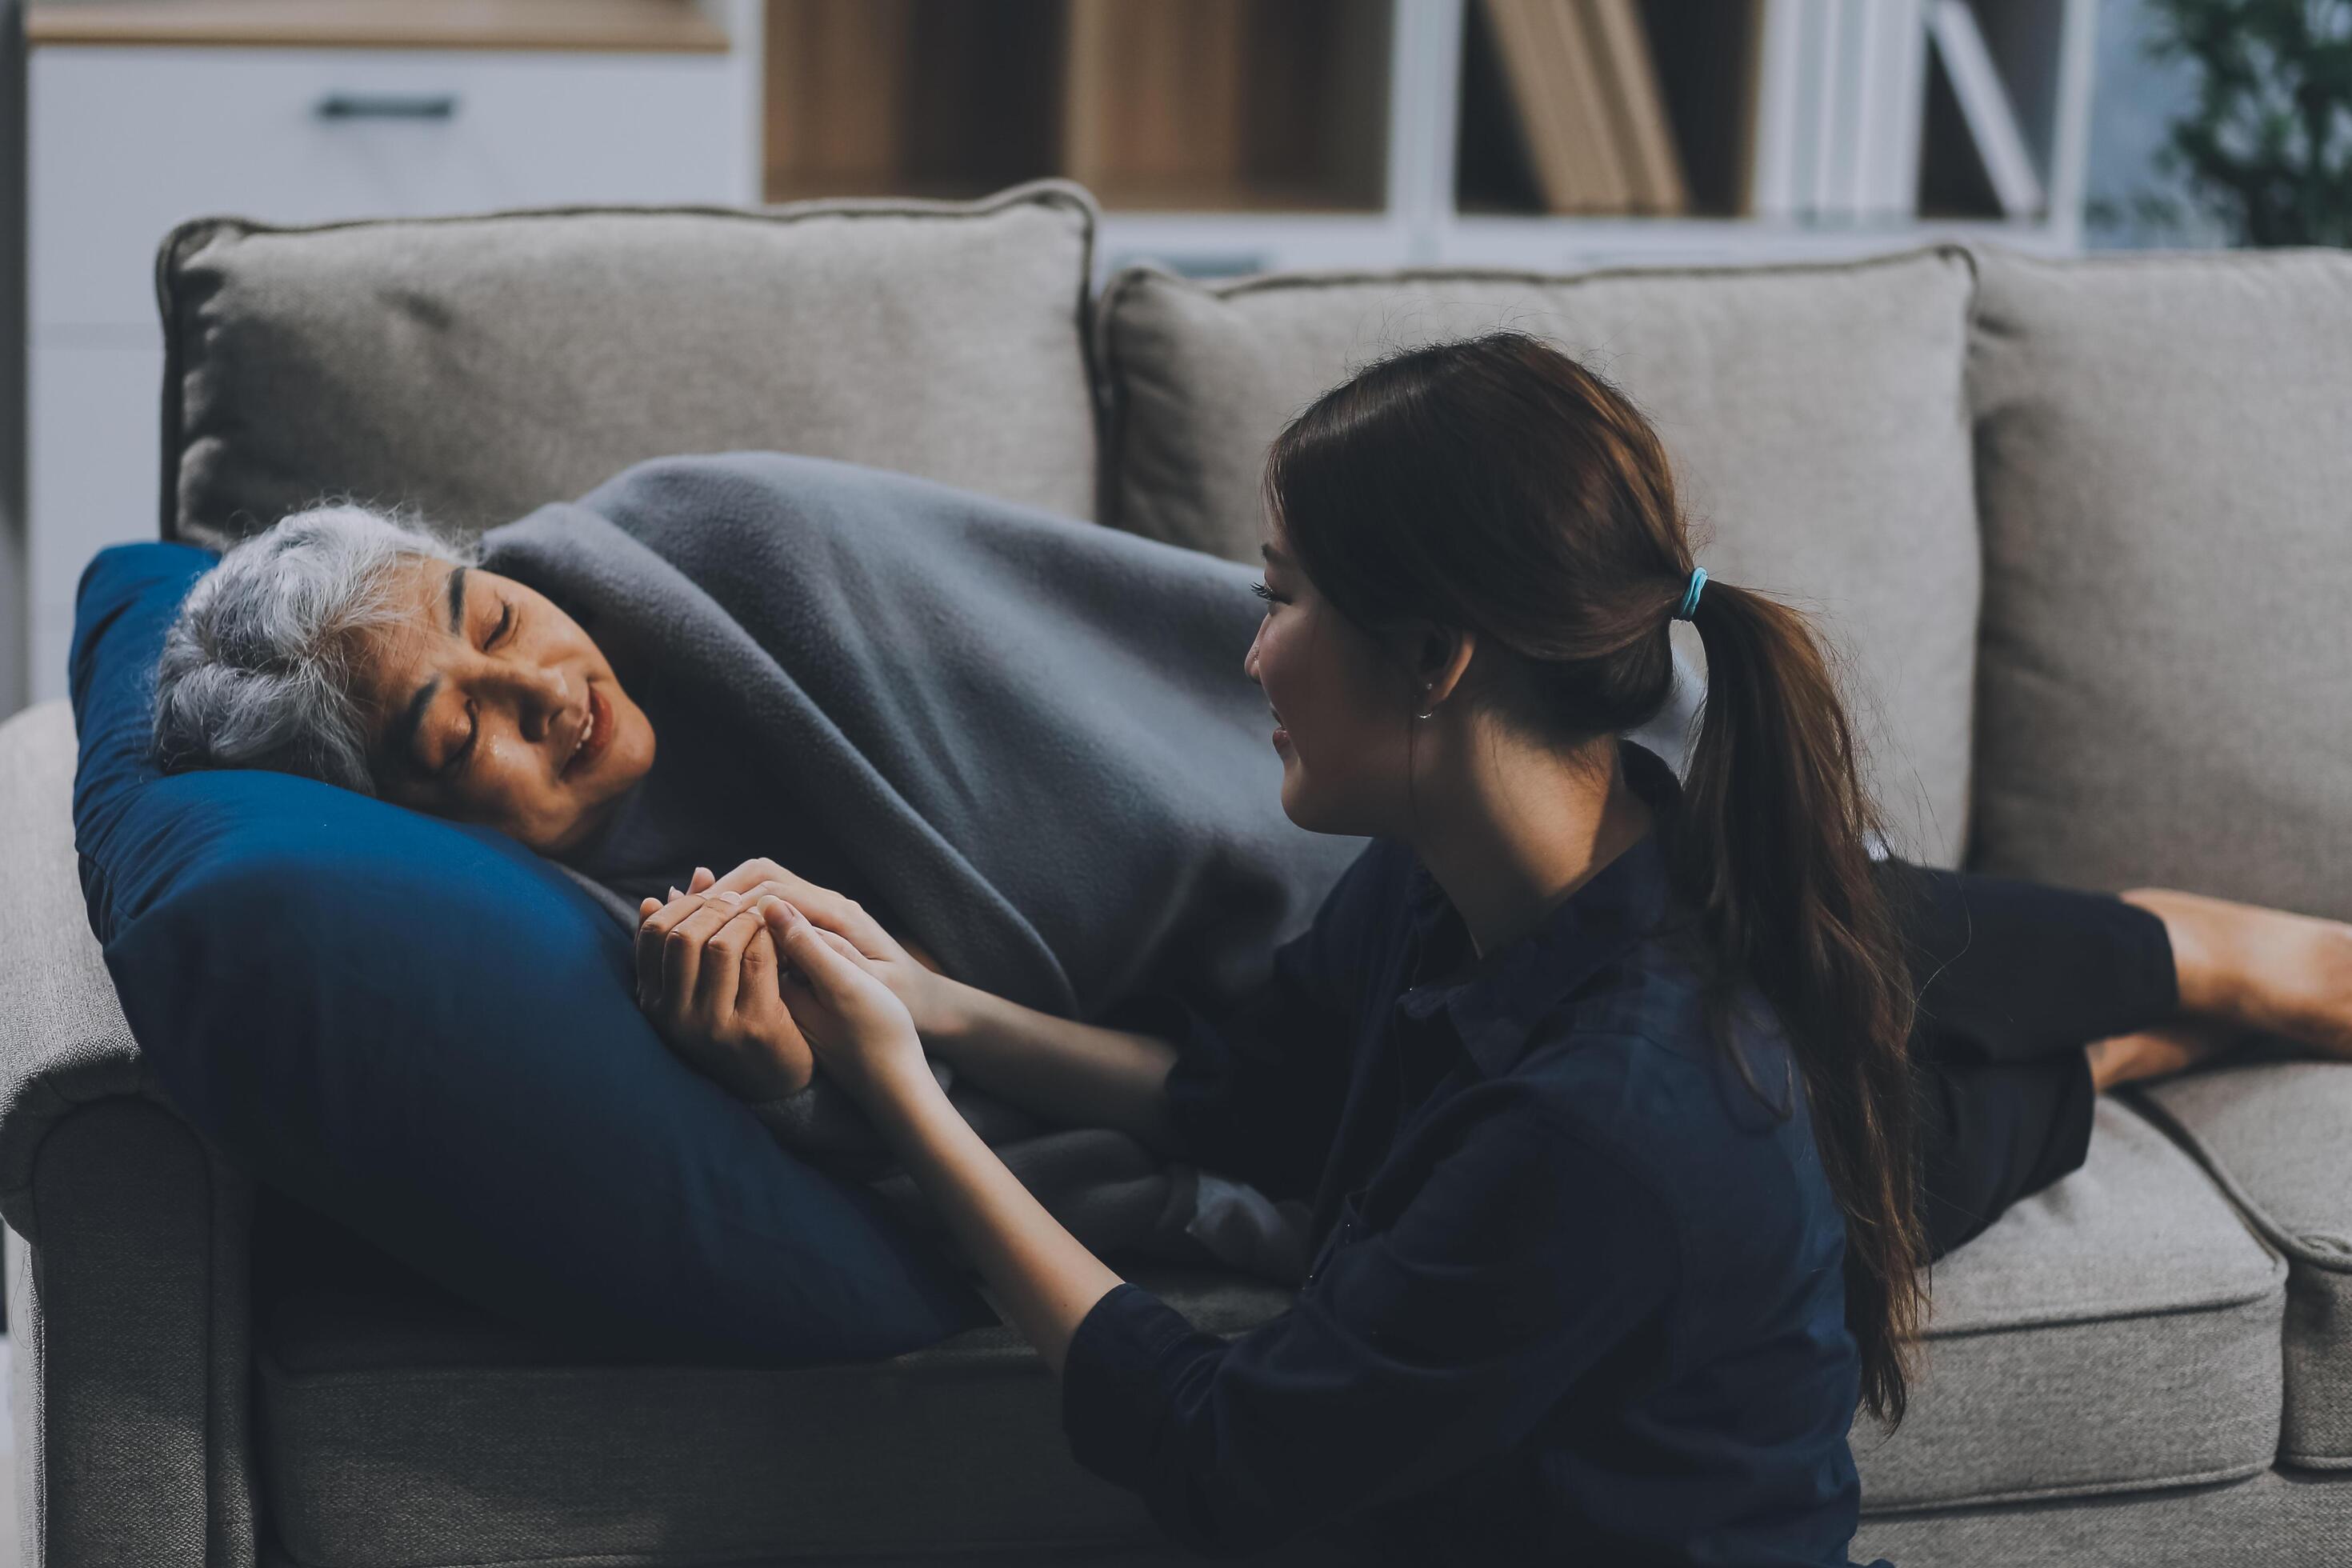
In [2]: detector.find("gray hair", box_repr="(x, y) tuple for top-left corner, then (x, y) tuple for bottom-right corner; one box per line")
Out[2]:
(150, 503), (481, 794)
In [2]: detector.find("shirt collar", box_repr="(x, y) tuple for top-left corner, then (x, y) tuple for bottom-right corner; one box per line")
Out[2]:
(1396, 738), (1682, 1078)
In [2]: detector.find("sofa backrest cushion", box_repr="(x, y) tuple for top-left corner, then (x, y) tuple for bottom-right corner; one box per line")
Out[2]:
(158, 179), (1100, 550)
(67, 542), (994, 1363)
(1095, 249), (1981, 866)
(1965, 244), (2352, 918)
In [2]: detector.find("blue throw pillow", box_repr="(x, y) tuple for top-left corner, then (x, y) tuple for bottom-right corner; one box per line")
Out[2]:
(70, 542), (992, 1363)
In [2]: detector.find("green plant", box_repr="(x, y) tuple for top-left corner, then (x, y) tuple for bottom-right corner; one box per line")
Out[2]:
(2138, 0), (2352, 246)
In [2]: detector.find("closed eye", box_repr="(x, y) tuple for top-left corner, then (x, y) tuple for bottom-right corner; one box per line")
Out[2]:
(438, 602), (512, 775)
(1250, 580), (1282, 604)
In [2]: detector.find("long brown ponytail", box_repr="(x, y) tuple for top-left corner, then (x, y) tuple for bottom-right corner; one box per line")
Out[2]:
(1263, 330), (1925, 1425)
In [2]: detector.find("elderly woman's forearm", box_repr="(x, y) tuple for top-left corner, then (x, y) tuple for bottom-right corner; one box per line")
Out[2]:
(926, 982), (1188, 1158)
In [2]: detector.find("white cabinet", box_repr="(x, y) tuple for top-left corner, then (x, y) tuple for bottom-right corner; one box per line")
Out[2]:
(23, 32), (756, 701)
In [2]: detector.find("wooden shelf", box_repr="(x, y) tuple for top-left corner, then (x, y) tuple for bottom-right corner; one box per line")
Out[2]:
(766, 174), (1381, 214)
(1438, 209), (2077, 266)
(1078, 179), (1378, 214)
(762, 0), (1062, 206)
(26, 1), (733, 53)
(762, 0), (1390, 214)
(757, 0), (2094, 274)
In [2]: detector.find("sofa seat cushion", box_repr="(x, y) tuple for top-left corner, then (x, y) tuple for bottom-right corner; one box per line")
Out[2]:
(254, 1224), (1295, 1568)
(1095, 247), (1981, 866)
(1855, 1466), (2352, 1568)
(1963, 242), (2352, 922)
(254, 1099), (2289, 1564)
(1852, 1098), (2286, 1513)
(2136, 1059), (2352, 1470)
(159, 179), (1102, 549)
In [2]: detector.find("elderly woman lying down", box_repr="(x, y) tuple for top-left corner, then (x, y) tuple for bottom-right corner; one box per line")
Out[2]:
(146, 482), (2352, 1274)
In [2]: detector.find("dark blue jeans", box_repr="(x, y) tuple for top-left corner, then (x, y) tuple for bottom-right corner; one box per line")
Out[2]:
(1880, 860), (2179, 1259)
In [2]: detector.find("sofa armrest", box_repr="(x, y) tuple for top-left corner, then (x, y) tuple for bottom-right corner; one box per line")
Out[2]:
(0, 701), (153, 1238)
(0, 699), (257, 1568)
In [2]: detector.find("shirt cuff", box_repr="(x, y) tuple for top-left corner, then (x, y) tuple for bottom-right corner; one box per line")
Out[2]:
(1059, 1280), (1221, 1490)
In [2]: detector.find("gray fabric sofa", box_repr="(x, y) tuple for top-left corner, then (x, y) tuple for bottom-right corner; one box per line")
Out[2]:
(2, 177), (2348, 1566)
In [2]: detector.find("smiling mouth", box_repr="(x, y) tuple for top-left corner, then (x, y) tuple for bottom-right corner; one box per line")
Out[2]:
(562, 682), (612, 778)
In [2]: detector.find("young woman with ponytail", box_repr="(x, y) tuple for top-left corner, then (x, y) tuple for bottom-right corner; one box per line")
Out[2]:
(306, 330), (2346, 1566)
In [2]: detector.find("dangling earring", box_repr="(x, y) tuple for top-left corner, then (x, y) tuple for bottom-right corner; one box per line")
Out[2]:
(1415, 680), (1435, 721)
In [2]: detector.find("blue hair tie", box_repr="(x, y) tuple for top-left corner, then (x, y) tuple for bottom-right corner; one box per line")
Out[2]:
(1674, 566), (1708, 622)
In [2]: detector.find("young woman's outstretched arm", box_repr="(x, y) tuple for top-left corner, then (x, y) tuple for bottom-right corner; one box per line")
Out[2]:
(679, 844), (1379, 1203)
(666, 858), (1189, 1156)
(925, 985), (1188, 1157)
(746, 897), (1133, 1376)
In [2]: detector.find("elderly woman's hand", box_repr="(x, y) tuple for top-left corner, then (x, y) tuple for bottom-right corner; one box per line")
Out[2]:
(634, 885), (815, 1102)
(697, 858), (966, 1040)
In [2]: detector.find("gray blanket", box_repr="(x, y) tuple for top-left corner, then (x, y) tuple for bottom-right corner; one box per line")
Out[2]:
(477, 451), (1366, 1282)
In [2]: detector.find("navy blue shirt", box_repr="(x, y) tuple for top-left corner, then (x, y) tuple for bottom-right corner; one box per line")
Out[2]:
(1060, 741), (1886, 1566)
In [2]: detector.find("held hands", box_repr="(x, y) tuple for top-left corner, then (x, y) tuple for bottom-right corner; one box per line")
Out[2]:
(760, 898), (931, 1104)
(693, 858), (958, 1036)
(634, 871), (814, 1103)
(636, 862), (949, 1107)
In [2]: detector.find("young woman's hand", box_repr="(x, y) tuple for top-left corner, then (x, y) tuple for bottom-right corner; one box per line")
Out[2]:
(756, 897), (933, 1106)
(697, 858), (966, 1038)
(634, 886), (814, 1102)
